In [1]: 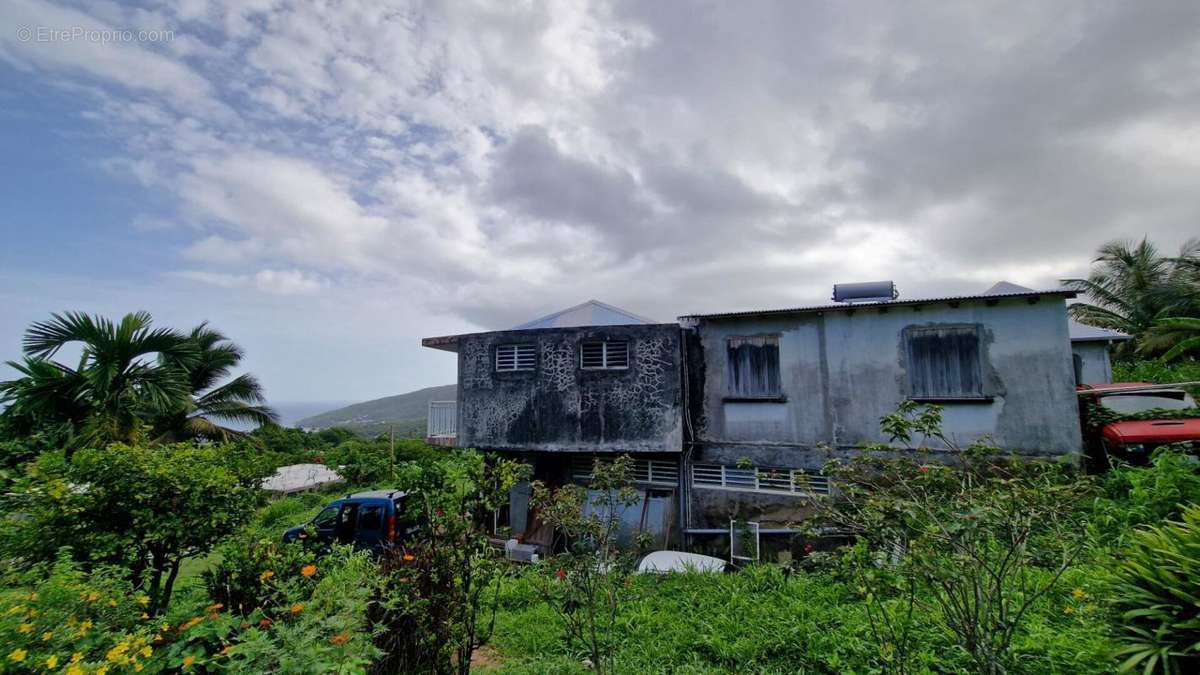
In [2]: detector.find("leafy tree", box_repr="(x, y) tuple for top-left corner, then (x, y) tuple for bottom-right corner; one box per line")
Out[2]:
(0, 311), (197, 450)
(3, 442), (269, 614)
(1062, 238), (1200, 354)
(153, 322), (278, 442)
(531, 455), (645, 675)
(815, 402), (1093, 675)
(372, 451), (530, 674)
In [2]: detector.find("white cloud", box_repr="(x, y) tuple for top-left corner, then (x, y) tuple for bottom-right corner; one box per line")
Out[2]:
(8, 0), (1200, 355)
(177, 268), (328, 295)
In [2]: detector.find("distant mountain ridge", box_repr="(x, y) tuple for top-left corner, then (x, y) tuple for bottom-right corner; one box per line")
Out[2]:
(295, 384), (456, 438)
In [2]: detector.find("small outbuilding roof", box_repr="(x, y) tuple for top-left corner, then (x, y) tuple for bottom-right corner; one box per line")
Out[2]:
(1068, 320), (1131, 342)
(511, 299), (658, 330)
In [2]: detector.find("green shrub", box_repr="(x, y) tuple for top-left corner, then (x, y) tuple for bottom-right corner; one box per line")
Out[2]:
(3, 442), (269, 614)
(1112, 504), (1200, 674)
(1090, 447), (1200, 545)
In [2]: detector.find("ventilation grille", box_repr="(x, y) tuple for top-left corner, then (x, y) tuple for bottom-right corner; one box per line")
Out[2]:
(580, 340), (629, 369)
(496, 343), (536, 371)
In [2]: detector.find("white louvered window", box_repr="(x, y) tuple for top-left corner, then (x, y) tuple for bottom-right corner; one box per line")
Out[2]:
(571, 456), (679, 486)
(495, 343), (536, 372)
(580, 340), (629, 370)
(691, 463), (830, 497)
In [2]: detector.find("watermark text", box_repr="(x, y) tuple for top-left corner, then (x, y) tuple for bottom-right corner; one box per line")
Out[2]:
(15, 25), (175, 44)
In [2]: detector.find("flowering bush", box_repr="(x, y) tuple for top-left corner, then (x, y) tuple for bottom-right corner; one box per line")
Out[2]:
(0, 553), (156, 674)
(158, 545), (381, 673)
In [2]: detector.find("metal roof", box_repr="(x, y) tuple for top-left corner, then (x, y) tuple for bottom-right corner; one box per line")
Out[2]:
(679, 288), (1076, 322)
(511, 299), (658, 330)
(1068, 320), (1131, 342)
(422, 300), (663, 352)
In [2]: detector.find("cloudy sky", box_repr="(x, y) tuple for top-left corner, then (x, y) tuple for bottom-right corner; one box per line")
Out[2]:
(2, 0), (1198, 404)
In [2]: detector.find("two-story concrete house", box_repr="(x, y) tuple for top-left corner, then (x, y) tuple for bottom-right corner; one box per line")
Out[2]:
(422, 301), (688, 550)
(423, 285), (1084, 559)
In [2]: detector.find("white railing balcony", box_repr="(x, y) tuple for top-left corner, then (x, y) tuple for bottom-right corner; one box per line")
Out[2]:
(427, 400), (457, 446)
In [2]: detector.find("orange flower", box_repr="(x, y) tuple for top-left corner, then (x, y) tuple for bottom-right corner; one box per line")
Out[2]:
(259, 570), (275, 582)
(290, 603), (304, 614)
(258, 618), (272, 628)
(401, 553), (415, 562)
(181, 655), (196, 668)
(206, 603), (225, 611)
(301, 564), (317, 577)
(330, 632), (351, 646)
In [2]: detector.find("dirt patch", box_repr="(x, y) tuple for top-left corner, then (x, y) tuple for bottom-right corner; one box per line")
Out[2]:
(470, 644), (505, 672)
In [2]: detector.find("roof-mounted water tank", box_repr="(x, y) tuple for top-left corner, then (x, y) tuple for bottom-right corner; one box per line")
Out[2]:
(831, 281), (899, 304)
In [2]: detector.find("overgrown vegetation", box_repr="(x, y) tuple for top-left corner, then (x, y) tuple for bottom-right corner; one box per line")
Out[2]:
(3, 307), (1200, 673)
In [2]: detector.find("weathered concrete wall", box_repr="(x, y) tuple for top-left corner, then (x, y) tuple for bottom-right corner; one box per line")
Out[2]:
(691, 296), (1083, 470)
(456, 324), (683, 453)
(1072, 342), (1114, 384)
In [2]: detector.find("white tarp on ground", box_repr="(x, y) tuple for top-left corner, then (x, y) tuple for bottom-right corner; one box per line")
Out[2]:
(636, 550), (727, 574)
(262, 463), (343, 494)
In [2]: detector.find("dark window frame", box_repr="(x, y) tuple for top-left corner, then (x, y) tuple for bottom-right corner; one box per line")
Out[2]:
(904, 324), (989, 401)
(725, 334), (783, 400)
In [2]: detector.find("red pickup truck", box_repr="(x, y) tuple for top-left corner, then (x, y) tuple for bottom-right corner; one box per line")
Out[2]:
(1078, 383), (1200, 467)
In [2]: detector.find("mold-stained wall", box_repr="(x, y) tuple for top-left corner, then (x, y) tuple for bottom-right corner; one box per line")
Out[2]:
(1071, 341), (1114, 384)
(455, 324), (683, 453)
(690, 296), (1083, 472)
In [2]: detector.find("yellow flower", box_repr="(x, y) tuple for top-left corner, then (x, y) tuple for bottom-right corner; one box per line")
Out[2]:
(42, 631), (53, 641)
(106, 638), (129, 658)
(1072, 587), (1087, 600)
(108, 599), (118, 607)
(85, 591), (99, 602)
(134, 664), (144, 672)
(137, 596), (150, 606)
(141, 646), (153, 657)
(67, 665), (84, 675)
(71, 652), (83, 663)
(46, 655), (59, 668)
(301, 564), (317, 578)
(8, 649), (27, 663)
(97, 667), (109, 675)
(160, 623), (170, 633)
(259, 570), (275, 582)
(182, 654), (196, 668)
(17, 623), (33, 634)
(1063, 606), (1075, 614)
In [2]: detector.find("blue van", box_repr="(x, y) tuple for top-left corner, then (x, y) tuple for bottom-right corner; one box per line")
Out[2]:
(282, 490), (416, 553)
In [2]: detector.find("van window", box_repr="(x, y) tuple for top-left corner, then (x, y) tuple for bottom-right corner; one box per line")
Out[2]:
(358, 504), (384, 532)
(312, 505), (339, 528)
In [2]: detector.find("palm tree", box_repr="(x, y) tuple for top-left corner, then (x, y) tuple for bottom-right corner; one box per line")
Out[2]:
(1, 311), (197, 449)
(1155, 317), (1200, 363)
(1062, 238), (1200, 355)
(152, 323), (278, 442)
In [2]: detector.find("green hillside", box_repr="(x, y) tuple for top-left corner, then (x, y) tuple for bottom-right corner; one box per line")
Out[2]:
(295, 384), (456, 438)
